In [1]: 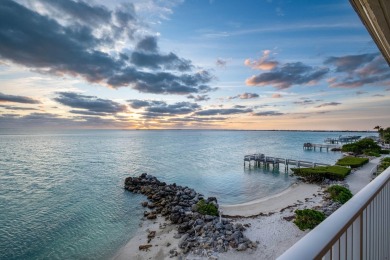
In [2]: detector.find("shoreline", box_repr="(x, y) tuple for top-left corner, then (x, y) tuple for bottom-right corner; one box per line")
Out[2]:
(219, 182), (321, 217)
(113, 156), (383, 260)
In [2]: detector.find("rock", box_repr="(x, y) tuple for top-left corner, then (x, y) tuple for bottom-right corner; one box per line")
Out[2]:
(147, 213), (157, 220)
(139, 244), (152, 251)
(147, 230), (156, 243)
(237, 243), (247, 251)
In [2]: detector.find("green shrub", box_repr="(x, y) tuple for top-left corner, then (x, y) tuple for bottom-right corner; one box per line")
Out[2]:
(291, 166), (351, 181)
(364, 151), (380, 157)
(294, 209), (325, 231)
(380, 150), (390, 154)
(341, 138), (381, 155)
(196, 199), (218, 216)
(336, 156), (369, 168)
(377, 157), (390, 175)
(327, 185), (353, 204)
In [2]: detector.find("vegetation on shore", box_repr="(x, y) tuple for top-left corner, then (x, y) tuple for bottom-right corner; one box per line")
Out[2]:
(341, 138), (381, 156)
(196, 199), (219, 216)
(326, 185), (353, 204)
(374, 126), (390, 144)
(377, 157), (390, 175)
(336, 156), (369, 168)
(291, 166), (351, 182)
(294, 209), (325, 231)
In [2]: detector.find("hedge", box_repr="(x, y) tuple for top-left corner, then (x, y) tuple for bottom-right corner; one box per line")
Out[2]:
(291, 165), (351, 181)
(336, 156), (369, 168)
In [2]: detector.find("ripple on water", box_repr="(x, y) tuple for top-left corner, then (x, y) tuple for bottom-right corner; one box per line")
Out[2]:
(0, 130), (369, 259)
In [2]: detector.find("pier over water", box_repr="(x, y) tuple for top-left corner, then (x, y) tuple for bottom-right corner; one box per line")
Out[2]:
(244, 153), (330, 171)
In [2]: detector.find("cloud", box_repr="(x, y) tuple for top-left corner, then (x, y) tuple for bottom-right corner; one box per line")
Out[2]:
(54, 92), (127, 114)
(238, 92), (259, 99)
(253, 111), (284, 116)
(372, 94), (385, 97)
(228, 92), (259, 100)
(356, 91), (367, 95)
(216, 58), (228, 67)
(135, 36), (158, 52)
(128, 99), (200, 117)
(0, 92), (40, 104)
(68, 110), (111, 116)
(0, 0), (214, 95)
(271, 93), (282, 98)
(245, 50), (279, 71)
(324, 53), (390, 88)
(246, 62), (329, 89)
(293, 98), (315, 105)
(0, 104), (39, 110)
(315, 102), (341, 108)
(0, 112), (131, 128)
(195, 108), (252, 116)
(187, 94), (210, 101)
(130, 36), (193, 71)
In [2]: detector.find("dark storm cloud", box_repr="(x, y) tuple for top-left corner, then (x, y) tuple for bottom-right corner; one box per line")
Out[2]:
(0, 0), (215, 95)
(54, 92), (127, 114)
(253, 111), (284, 116)
(246, 62), (329, 89)
(325, 53), (390, 88)
(128, 99), (200, 117)
(187, 94), (210, 101)
(195, 108), (252, 116)
(315, 102), (341, 108)
(0, 92), (40, 104)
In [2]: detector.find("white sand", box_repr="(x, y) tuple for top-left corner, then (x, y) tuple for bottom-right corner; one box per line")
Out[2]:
(113, 157), (381, 260)
(220, 182), (321, 217)
(112, 216), (181, 260)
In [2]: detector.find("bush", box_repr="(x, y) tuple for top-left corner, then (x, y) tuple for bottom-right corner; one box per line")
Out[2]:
(380, 150), (390, 154)
(364, 151), (381, 157)
(377, 157), (390, 175)
(336, 156), (369, 168)
(291, 166), (351, 181)
(196, 199), (218, 216)
(342, 138), (381, 155)
(294, 209), (325, 231)
(327, 185), (353, 204)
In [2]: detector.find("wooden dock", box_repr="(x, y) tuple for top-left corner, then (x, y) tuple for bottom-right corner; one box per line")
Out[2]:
(303, 143), (341, 151)
(243, 153), (330, 169)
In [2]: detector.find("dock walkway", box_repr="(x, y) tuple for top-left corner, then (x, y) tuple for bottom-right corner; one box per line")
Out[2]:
(303, 143), (340, 151)
(244, 153), (330, 169)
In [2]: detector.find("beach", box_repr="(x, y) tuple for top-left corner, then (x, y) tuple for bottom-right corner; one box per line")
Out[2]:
(113, 157), (382, 260)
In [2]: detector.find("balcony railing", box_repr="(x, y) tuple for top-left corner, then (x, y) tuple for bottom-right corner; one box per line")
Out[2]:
(278, 165), (390, 260)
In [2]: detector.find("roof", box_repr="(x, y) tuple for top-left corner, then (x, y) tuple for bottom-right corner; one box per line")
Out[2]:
(350, 0), (390, 66)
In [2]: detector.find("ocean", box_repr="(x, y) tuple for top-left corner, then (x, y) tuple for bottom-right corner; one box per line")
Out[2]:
(0, 129), (374, 259)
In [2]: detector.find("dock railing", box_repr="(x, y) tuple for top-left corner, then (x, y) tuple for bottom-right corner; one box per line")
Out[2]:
(278, 165), (390, 260)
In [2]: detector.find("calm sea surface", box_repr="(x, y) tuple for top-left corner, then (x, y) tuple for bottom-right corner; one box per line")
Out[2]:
(0, 130), (374, 259)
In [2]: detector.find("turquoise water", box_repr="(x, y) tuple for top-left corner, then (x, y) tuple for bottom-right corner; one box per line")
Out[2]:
(0, 130), (373, 259)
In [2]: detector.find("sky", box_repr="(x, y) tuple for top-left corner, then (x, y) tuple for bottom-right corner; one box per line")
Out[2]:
(0, 0), (389, 130)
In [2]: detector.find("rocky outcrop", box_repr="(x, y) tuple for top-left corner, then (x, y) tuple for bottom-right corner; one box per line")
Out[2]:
(125, 173), (257, 255)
